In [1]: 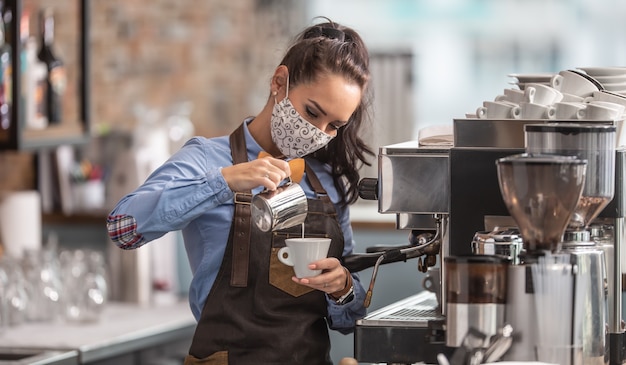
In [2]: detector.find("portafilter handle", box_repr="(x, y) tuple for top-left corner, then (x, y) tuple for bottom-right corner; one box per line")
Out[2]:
(342, 231), (436, 273)
(362, 214), (444, 308)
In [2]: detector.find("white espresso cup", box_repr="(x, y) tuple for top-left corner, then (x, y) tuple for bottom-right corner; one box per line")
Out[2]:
(588, 101), (625, 117)
(524, 83), (563, 105)
(554, 102), (587, 120)
(476, 101), (517, 119)
(585, 102), (624, 120)
(551, 70), (599, 97)
(589, 90), (626, 107)
(495, 88), (525, 104)
(278, 238), (331, 278)
(512, 102), (556, 120)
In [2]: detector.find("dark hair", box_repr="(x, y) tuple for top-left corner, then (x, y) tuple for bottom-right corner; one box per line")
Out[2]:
(279, 18), (374, 206)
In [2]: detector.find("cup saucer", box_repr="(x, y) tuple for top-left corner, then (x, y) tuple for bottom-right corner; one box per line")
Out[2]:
(577, 66), (626, 77)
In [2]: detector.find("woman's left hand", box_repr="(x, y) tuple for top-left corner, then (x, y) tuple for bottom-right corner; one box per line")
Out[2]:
(293, 257), (348, 295)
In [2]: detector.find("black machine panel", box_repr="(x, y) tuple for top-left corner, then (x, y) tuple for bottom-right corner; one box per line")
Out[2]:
(449, 148), (522, 256)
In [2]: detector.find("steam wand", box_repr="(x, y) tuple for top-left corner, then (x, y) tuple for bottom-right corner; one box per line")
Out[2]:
(363, 214), (444, 308)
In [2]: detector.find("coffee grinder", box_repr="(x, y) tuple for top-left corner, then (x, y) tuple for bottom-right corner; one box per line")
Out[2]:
(498, 123), (615, 364)
(526, 123), (615, 364)
(495, 153), (588, 364)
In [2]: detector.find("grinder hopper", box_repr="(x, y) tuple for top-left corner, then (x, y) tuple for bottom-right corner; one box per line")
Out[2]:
(525, 123), (615, 231)
(495, 153), (587, 253)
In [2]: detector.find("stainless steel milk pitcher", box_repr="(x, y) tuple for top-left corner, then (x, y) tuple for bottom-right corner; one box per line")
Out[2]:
(251, 180), (308, 232)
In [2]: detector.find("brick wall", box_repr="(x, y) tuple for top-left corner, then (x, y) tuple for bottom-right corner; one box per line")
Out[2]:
(87, 0), (306, 138)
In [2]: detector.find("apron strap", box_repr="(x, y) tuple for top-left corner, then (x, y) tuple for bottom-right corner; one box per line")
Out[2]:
(229, 123), (252, 287)
(305, 163), (332, 204)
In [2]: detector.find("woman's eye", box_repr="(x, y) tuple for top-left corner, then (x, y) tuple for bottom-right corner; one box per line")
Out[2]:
(305, 106), (318, 118)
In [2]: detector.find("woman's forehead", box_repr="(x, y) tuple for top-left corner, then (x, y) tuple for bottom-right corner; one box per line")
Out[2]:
(295, 74), (362, 117)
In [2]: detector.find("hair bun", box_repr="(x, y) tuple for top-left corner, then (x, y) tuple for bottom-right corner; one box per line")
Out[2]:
(303, 26), (346, 42)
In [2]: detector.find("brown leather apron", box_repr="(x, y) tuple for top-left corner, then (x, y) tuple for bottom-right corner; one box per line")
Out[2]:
(184, 123), (345, 365)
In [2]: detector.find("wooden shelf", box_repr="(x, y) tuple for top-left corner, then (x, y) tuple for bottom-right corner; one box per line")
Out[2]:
(0, 0), (91, 151)
(42, 210), (108, 225)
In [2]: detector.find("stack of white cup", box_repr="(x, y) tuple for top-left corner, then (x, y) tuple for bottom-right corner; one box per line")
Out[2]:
(469, 69), (626, 121)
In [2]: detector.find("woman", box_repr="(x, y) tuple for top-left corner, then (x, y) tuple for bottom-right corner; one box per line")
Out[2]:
(107, 18), (373, 365)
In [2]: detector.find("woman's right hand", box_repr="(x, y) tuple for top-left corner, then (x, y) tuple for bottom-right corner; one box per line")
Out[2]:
(221, 156), (291, 192)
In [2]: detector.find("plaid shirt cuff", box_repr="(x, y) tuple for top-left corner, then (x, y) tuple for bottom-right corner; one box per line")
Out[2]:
(107, 214), (144, 249)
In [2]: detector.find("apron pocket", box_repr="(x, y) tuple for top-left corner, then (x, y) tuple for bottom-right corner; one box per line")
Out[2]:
(269, 232), (329, 297)
(269, 247), (314, 297)
(184, 351), (228, 365)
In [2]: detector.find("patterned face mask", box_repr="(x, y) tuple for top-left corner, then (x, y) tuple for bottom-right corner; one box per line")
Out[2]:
(270, 83), (335, 158)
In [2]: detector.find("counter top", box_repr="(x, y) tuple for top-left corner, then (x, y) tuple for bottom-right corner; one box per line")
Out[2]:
(0, 301), (196, 363)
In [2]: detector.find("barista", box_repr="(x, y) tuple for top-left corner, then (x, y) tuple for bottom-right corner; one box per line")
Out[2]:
(107, 18), (374, 364)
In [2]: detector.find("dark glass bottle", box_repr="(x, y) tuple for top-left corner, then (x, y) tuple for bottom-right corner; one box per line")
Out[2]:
(37, 8), (65, 125)
(0, 0), (11, 130)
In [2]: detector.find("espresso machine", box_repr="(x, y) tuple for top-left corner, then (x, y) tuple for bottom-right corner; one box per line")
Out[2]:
(350, 118), (626, 365)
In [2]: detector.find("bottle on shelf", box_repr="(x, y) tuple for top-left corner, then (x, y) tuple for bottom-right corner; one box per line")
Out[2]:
(0, 0), (11, 131)
(21, 9), (48, 130)
(37, 7), (65, 125)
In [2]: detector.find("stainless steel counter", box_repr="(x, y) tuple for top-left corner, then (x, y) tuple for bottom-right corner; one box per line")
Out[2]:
(0, 301), (196, 364)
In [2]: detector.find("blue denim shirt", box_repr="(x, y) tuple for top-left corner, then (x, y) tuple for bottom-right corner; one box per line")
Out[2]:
(107, 119), (366, 334)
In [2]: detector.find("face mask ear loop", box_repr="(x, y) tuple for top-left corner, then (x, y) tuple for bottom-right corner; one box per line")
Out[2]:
(273, 73), (289, 104)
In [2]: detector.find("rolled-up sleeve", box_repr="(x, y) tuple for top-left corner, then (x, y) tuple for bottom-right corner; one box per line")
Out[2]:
(107, 137), (234, 249)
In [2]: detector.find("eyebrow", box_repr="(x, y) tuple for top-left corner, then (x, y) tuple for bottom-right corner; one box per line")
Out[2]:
(308, 99), (349, 125)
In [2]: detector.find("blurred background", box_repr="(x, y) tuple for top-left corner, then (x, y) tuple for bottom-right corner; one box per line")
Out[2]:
(87, 0), (626, 143)
(1, 0), (625, 363)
